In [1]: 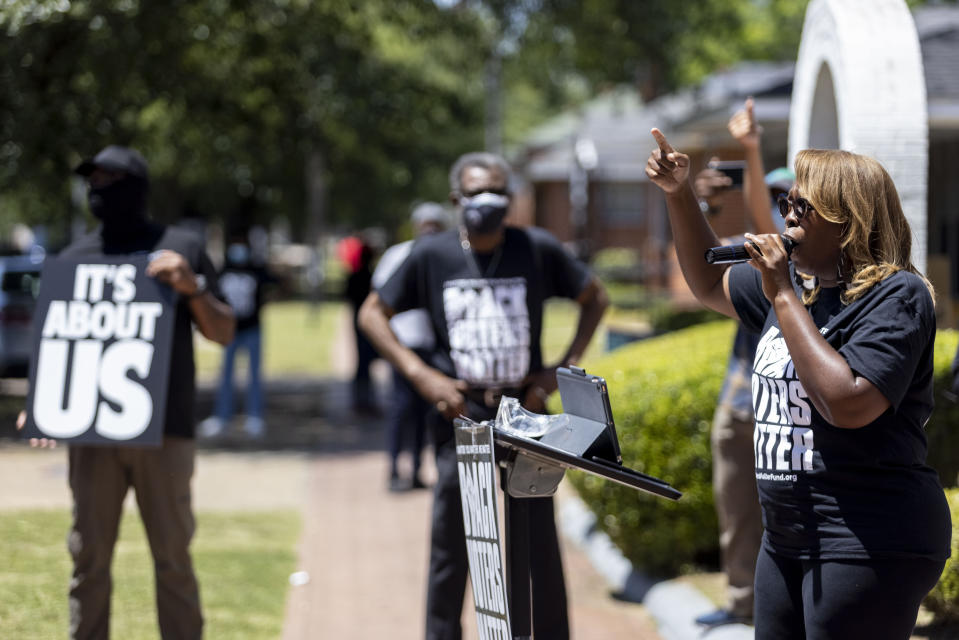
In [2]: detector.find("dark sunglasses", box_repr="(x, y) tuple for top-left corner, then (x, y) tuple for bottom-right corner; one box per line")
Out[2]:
(777, 194), (814, 220)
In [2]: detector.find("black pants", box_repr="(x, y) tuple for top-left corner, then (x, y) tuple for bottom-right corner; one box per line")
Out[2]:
(754, 545), (945, 640)
(424, 401), (569, 640)
(387, 364), (428, 477)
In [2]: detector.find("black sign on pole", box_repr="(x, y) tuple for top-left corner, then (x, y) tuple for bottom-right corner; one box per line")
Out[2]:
(21, 256), (176, 447)
(454, 418), (513, 640)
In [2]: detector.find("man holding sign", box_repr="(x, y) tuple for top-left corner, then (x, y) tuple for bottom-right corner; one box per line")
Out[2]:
(19, 145), (235, 640)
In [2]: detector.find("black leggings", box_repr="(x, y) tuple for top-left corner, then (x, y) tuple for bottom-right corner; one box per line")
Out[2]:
(754, 546), (945, 640)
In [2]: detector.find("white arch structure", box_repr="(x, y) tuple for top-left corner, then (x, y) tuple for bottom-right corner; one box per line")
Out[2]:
(789, 0), (928, 271)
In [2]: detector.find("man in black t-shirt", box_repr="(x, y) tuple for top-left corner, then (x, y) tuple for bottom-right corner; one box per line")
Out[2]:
(20, 145), (235, 640)
(200, 231), (278, 439)
(359, 151), (609, 640)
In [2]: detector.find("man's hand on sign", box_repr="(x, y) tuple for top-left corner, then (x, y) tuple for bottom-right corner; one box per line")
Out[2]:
(146, 250), (203, 298)
(411, 366), (467, 421)
(17, 410), (56, 448)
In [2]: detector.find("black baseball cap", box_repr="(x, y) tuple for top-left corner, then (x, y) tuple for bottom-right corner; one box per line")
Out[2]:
(74, 145), (149, 179)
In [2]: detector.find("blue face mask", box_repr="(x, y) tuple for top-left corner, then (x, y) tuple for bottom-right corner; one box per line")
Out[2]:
(227, 243), (250, 266)
(460, 192), (510, 235)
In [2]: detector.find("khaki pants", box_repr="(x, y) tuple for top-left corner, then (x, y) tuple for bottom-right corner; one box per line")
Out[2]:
(67, 437), (202, 640)
(711, 406), (763, 618)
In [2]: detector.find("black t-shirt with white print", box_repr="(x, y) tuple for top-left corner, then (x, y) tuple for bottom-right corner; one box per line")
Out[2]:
(729, 263), (951, 561)
(219, 265), (274, 331)
(377, 226), (592, 391)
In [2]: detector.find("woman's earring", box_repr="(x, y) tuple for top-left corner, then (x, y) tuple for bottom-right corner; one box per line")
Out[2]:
(837, 253), (850, 286)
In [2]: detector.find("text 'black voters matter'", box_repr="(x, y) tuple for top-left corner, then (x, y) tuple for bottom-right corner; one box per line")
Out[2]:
(23, 256), (176, 447)
(751, 326), (816, 482)
(444, 277), (530, 387)
(455, 423), (512, 640)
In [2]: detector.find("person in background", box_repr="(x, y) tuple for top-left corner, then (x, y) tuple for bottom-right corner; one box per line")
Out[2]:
(199, 229), (278, 439)
(345, 240), (379, 415)
(694, 98), (792, 629)
(19, 144), (235, 639)
(646, 127), (951, 639)
(371, 202), (449, 491)
(359, 151), (608, 640)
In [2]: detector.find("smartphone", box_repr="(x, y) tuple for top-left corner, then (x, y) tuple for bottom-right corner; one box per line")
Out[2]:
(708, 160), (745, 188)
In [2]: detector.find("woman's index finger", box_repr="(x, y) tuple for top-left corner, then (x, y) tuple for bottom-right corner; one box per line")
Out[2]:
(650, 128), (674, 154)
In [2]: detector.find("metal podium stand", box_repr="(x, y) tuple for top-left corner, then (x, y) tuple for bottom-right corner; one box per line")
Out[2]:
(454, 366), (682, 640)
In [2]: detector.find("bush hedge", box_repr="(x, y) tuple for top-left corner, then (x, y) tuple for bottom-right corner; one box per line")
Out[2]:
(924, 488), (959, 621)
(929, 329), (959, 487)
(560, 320), (736, 576)
(563, 322), (959, 597)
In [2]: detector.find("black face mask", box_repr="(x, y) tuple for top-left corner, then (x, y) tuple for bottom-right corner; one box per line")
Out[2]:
(88, 176), (148, 228)
(460, 192), (509, 235)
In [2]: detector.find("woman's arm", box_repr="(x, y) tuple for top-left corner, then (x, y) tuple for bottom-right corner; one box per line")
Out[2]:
(646, 129), (739, 318)
(743, 233), (890, 428)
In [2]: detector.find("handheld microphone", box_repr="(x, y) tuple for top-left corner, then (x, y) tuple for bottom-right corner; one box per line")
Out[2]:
(704, 235), (796, 265)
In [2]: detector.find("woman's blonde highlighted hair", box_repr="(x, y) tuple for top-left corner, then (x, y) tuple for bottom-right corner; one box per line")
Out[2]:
(793, 149), (933, 305)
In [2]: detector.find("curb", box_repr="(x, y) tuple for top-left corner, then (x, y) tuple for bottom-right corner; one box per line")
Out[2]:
(558, 495), (754, 640)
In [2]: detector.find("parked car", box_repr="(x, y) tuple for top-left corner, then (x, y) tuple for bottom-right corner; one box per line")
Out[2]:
(0, 253), (43, 377)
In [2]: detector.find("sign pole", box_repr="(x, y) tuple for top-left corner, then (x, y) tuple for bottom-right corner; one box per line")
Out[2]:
(502, 468), (532, 639)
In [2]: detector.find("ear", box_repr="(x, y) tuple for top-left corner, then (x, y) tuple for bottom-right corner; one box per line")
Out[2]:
(449, 191), (459, 205)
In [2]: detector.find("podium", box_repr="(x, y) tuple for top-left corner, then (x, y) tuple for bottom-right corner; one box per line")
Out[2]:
(454, 367), (681, 640)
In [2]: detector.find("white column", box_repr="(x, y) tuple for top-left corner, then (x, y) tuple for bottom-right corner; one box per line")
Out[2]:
(789, 0), (928, 272)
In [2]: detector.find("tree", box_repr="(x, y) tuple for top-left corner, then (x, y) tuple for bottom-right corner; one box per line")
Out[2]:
(0, 0), (486, 243)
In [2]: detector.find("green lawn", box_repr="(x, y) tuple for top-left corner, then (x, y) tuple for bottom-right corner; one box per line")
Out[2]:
(0, 509), (300, 639)
(194, 300), (345, 381)
(542, 299), (609, 366)
(194, 298), (610, 383)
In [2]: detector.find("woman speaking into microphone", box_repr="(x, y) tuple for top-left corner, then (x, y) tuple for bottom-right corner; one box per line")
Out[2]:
(645, 128), (951, 639)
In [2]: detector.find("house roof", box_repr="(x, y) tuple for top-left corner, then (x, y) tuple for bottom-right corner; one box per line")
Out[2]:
(518, 86), (659, 182)
(916, 5), (959, 128)
(516, 5), (959, 182)
(518, 62), (795, 182)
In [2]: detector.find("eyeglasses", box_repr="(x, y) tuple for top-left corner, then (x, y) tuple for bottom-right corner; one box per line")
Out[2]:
(777, 194), (814, 220)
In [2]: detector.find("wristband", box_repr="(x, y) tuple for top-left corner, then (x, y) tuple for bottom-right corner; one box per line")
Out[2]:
(188, 274), (207, 298)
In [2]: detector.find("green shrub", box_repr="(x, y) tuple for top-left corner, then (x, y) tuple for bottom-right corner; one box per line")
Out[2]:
(929, 329), (959, 488)
(560, 320), (736, 576)
(602, 280), (650, 310)
(561, 324), (959, 578)
(591, 247), (644, 282)
(924, 488), (959, 621)
(646, 302), (725, 334)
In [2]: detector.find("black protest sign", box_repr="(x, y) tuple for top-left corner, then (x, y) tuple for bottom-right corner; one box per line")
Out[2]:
(22, 256), (176, 447)
(454, 420), (512, 639)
